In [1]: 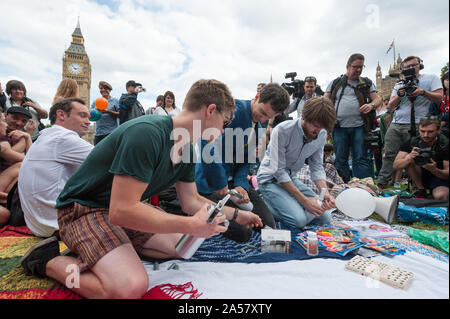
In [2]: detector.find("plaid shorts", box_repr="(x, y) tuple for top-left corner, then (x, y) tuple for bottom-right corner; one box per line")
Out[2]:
(57, 202), (153, 271)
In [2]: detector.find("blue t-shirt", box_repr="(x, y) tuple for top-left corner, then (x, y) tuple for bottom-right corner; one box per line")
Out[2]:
(195, 99), (262, 194)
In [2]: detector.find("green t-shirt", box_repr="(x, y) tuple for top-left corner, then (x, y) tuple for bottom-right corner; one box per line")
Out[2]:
(56, 115), (195, 208)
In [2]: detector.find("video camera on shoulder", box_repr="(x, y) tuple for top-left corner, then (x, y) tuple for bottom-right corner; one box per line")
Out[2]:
(281, 72), (323, 99)
(281, 72), (304, 99)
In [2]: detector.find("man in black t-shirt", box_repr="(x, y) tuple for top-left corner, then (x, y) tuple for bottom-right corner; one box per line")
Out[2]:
(393, 116), (449, 199)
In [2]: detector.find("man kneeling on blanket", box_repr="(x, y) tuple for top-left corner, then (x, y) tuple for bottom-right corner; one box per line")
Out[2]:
(257, 97), (337, 228)
(21, 79), (262, 299)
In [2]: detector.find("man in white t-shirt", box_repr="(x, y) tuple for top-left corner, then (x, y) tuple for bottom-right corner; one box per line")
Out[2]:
(377, 56), (443, 188)
(18, 98), (93, 237)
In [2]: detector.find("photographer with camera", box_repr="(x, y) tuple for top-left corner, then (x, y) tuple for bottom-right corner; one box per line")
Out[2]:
(377, 56), (443, 188)
(283, 75), (323, 119)
(118, 80), (146, 124)
(324, 53), (381, 180)
(393, 116), (448, 199)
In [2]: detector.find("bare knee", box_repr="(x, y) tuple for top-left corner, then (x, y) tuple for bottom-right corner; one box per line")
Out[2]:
(106, 273), (149, 299)
(433, 187), (449, 200)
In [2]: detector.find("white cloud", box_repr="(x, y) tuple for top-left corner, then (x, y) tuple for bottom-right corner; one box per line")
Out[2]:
(0, 0), (448, 124)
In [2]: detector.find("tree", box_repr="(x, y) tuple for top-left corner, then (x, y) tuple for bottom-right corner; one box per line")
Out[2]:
(441, 62), (449, 79)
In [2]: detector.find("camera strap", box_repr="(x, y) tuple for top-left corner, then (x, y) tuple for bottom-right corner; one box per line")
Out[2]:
(332, 75), (347, 123)
(409, 100), (417, 137)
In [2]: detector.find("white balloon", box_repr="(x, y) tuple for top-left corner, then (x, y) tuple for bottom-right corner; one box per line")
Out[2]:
(335, 188), (375, 219)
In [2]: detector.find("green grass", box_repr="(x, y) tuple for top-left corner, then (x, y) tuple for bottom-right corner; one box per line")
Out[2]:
(372, 178), (448, 232)
(369, 212), (449, 232)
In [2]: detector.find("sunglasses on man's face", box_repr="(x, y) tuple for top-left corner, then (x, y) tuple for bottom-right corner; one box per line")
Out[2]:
(223, 118), (232, 129)
(304, 76), (317, 83)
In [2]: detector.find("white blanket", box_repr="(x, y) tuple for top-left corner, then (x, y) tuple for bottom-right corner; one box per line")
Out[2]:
(143, 251), (449, 299)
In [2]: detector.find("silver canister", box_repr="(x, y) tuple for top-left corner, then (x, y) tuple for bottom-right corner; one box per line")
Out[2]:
(175, 195), (230, 259)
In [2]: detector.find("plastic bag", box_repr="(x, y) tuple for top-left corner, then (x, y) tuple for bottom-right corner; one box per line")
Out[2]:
(407, 228), (449, 254)
(398, 202), (448, 225)
(381, 189), (413, 198)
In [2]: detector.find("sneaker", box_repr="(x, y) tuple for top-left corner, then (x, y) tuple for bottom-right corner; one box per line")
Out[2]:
(393, 182), (401, 188)
(21, 236), (60, 278)
(413, 189), (427, 199)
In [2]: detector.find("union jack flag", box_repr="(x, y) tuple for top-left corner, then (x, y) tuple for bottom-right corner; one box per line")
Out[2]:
(386, 40), (394, 54)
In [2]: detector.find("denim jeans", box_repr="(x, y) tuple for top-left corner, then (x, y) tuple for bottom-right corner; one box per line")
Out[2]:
(259, 178), (332, 229)
(332, 126), (374, 179)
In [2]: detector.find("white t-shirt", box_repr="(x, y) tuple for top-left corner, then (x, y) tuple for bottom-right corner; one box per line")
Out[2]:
(153, 106), (181, 117)
(391, 73), (442, 124)
(18, 125), (93, 237)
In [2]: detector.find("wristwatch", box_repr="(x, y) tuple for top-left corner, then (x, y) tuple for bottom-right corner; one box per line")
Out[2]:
(231, 208), (239, 222)
(371, 103), (376, 110)
(420, 90), (426, 96)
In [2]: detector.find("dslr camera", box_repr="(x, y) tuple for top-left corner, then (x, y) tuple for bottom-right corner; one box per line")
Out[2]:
(413, 146), (435, 167)
(397, 67), (419, 96)
(364, 131), (381, 150)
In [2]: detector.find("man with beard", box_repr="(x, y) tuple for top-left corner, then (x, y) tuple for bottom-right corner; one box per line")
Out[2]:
(257, 97), (337, 229)
(393, 116), (448, 200)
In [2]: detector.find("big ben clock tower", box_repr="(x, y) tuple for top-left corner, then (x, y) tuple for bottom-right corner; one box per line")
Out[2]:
(63, 19), (91, 106)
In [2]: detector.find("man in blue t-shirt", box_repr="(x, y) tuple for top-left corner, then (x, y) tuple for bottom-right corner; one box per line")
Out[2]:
(195, 83), (290, 242)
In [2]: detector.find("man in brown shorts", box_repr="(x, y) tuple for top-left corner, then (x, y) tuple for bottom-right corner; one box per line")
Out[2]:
(21, 79), (263, 299)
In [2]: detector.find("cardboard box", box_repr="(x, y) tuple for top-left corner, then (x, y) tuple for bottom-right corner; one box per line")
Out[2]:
(261, 228), (292, 254)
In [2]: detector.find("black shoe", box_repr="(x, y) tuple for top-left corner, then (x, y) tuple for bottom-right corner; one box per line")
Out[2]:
(413, 189), (428, 198)
(21, 236), (60, 278)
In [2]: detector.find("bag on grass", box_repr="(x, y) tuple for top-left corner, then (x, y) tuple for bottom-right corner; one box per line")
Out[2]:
(407, 228), (449, 254)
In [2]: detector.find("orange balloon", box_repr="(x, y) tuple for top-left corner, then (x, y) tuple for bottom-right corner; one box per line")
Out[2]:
(95, 97), (108, 111)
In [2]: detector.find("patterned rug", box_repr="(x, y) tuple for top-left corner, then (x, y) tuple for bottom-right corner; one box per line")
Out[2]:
(0, 225), (201, 299)
(0, 225), (82, 299)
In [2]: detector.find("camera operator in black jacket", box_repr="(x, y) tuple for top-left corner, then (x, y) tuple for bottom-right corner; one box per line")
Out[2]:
(393, 116), (449, 199)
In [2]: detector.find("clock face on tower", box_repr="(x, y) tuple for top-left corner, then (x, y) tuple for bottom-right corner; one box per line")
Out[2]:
(68, 62), (82, 74)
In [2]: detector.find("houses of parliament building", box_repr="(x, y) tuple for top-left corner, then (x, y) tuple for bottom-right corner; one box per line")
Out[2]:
(376, 54), (404, 100)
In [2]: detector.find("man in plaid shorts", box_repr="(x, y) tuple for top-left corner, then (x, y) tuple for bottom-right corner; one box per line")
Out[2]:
(21, 79), (263, 299)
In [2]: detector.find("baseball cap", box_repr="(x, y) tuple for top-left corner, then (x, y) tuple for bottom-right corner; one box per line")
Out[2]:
(126, 80), (142, 88)
(6, 106), (32, 119)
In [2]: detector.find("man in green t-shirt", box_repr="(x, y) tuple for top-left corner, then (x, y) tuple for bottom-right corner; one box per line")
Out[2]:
(21, 79), (263, 299)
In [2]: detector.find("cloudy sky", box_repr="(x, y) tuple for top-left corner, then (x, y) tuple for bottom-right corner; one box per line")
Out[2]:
(0, 0), (448, 123)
